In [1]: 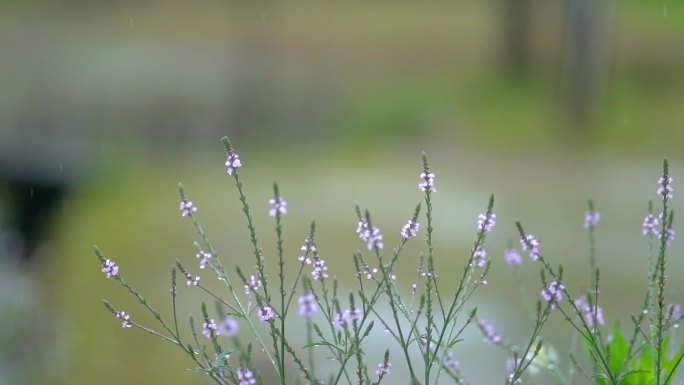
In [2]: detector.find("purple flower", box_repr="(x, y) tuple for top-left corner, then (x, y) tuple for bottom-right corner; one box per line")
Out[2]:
(101, 259), (119, 279)
(357, 218), (384, 250)
(477, 211), (496, 233)
(298, 237), (316, 264)
(666, 303), (681, 327)
(541, 280), (564, 305)
(472, 246), (487, 268)
(643, 213), (660, 236)
(298, 293), (318, 318)
(268, 195), (287, 217)
(419, 169), (436, 193)
(658, 176), (674, 200)
(236, 368), (256, 385)
(335, 307), (363, 329)
(185, 272), (200, 286)
(225, 151), (242, 175)
(180, 199), (197, 217)
(401, 219), (420, 239)
(333, 312), (345, 329)
(504, 249), (522, 267)
(375, 361), (391, 377)
(584, 210), (601, 228)
(660, 226), (676, 246)
(258, 305), (276, 323)
(202, 319), (218, 338)
(196, 250), (212, 269)
(244, 275), (261, 294)
(311, 257), (329, 281)
(115, 311), (132, 328)
(506, 357), (522, 384)
(218, 316), (240, 337)
(575, 295), (604, 331)
(477, 318), (502, 345)
(444, 351), (460, 370)
(520, 233), (541, 261)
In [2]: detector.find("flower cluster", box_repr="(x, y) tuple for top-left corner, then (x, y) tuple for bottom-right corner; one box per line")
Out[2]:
(418, 168), (436, 193)
(202, 319), (218, 338)
(258, 305), (276, 322)
(504, 248), (522, 266)
(375, 360), (391, 377)
(477, 211), (496, 233)
(334, 307), (362, 329)
(642, 213), (659, 236)
(236, 368), (256, 385)
(298, 293), (318, 318)
(357, 218), (384, 250)
(658, 176), (674, 200)
(116, 311), (132, 328)
(298, 237), (315, 264)
(400, 219), (420, 239)
(218, 316), (240, 337)
(472, 246), (487, 268)
(666, 303), (682, 328)
(574, 295), (605, 331)
(101, 259), (119, 279)
(268, 195), (288, 217)
(541, 280), (564, 305)
(195, 249), (212, 269)
(185, 272), (200, 286)
(520, 233), (541, 261)
(244, 275), (262, 294)
(225, 151), (242, 175)
(584, 210), (601, 228)
(444, 351), (460, 370)
(311, 257), (329, 281)
(179, 199), (197, 217)
(477, 318), (502, 345)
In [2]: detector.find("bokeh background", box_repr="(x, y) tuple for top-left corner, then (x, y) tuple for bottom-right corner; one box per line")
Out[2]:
(1, 1), (683, 384)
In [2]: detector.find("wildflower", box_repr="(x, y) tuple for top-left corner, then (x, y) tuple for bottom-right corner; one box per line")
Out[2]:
(345, 306), (362, 323)
(298, 293), (318, 318)
(115, 311), (132, 328)
(218, 316), (239, 337)
(584, 210), (600, 228)
(401, 219), (420, 239)
(202, 319), (218, 338)
(180, 199), (197, 217)
(657, 176), (674, 200)
(225, 151), (242, 175)
(268, 195), (287, 217)
(185, 272), (200, 286)
(258, 305), (276, 322)
(101, 259), (119, 278)
(419, 169), (436, 193)
(375, 361), (391, 377)
(236, 368), (256, 385)
(444, 351), (460, 370)
(298, 237), (316, 264)
(666, 303), (682, 328)
(477, 318), (502, 345)
(311, 257), (329, 281)
(244, 275), (261, 294)
(472, 246), (487, 268)
(541, 281), (564, 305)
(357, 218), (384, 250)
(333, 312), (345, 329)
(196, 250), (212, 269)
(575, 295), (605, 330)
(520, 233), (541, 261)
(477, 211), (496, 233)
(642, 213), (659, 236)
(504, 248), (522, 266)
(506, 357), (523, 384)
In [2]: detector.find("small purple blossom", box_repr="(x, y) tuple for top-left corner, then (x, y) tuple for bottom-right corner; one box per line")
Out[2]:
(102, 259), (119, 279)
(334, 312), (345, 329)
(658, 176), (674, 200)
(584, 210), (601, 228)
(401, 219), (420, 239)
(541, 280), (564, 305)
(575, 295), (605, 330)
(643, 213), (660, 236)
(477, 318), (502, 345)
(419, 169), (436, 193)
(477, 211), (496, 233)
(225, 151), (242, 175)
(375, 361), (391, 377)
(335, 307), (363, 329)
(185, 272), (200, 286)
(236, 368), (256, 385)
(180, 199), (197, 217)
(116, 311), (132, 328)
(661, 226), (676, 246)
(218, 316), (240, 337)
(311, 257), (329, 281)
(268, 195), (287, 217)
(202, 319), (218, 338)
(258, 305), (276, 322)
(504, 248), (522, 266)
(299, 237), (316, 264)
(444, 351), (460, 370)
(472, 246), (487, 268)
(357, 218), (384, 250)
(520, 233), (541, 261)
(196, 250), (212, 269)
(298, 293), (318, 318)
(244, 275), (261, 294)
(666, 304), (682, 327)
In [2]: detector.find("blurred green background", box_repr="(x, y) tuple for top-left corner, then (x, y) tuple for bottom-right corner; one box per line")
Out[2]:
(1, 1), (683, 384)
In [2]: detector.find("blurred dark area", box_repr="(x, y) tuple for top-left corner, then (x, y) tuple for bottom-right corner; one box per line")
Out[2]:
(1, 1), (683, 384)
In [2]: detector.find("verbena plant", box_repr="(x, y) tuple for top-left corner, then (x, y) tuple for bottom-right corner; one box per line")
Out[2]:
(95, 137), (682, 385)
